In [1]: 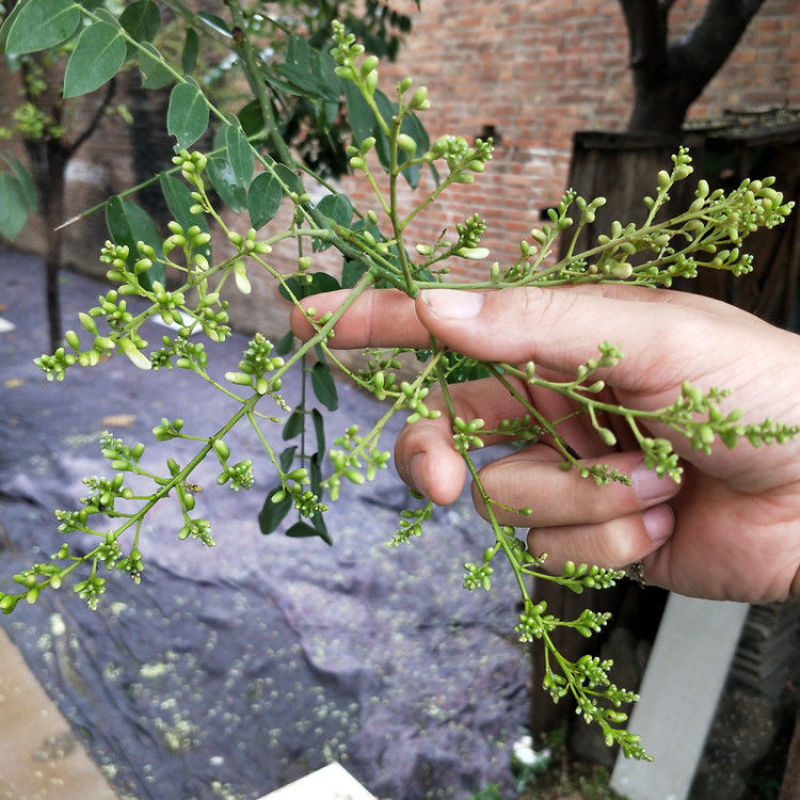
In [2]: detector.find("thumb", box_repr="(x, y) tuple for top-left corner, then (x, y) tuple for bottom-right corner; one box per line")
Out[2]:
(415, 285), (705, 392)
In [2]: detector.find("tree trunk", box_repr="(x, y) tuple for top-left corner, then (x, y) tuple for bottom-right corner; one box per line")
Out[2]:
(44, 148), (67, 353)
(620, 0), (766, 134)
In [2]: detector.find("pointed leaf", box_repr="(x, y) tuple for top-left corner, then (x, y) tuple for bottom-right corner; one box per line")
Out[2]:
(159, 173), (210, 258)
(105, 195), (165, 290)
(343, 80), (376, 147)
(282, 408), (305, 441)
(258, 487), (292, 535)
(279, 446), (297, 472)
(0, 173), (30, 240)
(311, 512), (332, 545)
(167, 82), (209, 151)
(248, 171), (283, 230)
(275, 164), (304, 196)
(285, 520), (331, 544)
(307, 272), (340, 295)
(206, 156), (247, 214)
(342, 259), (368, 289)
(313, 194), (353, 252)
(311, 362), (338, 411)
(5, 156), (37, 213)
(4, 0), (81, 56)
(238, 100), (264, 138)
(181, 27), (200, 74)
(197, 12), (231, 37)
(274, 329), (295, 356)
(315, 193), (353, 227)
(312, 409), (325, 456)
(120, 0), (161, 43)
(226, 123), (254, 188)
(63, 21), (127, 99)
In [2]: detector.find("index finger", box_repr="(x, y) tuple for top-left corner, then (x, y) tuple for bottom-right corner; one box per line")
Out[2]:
(290, 288), (429, 349)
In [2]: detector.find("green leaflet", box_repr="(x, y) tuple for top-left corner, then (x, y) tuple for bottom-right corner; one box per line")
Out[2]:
(119, 0), (160, 43)
(4, 156), (37, 214)
(225, 123), (255, 189)
(181, 27), (200, 75)
(137, 42), (174, 89)
(248, 172), (282, 230)
(258, 487), (292, 535)
(167, 82), (209, 151)
(206, 156), (247, 215)
(313, 194), (353, 252)
(285, 519), (332, 545)
(105, 196), (165, 290)
(311, 362), (338, 411)
(63, 21), (127, 98)
(159, 173), (211, 260)
(0, 172), (31, 240)
(3, 0), (81, 56)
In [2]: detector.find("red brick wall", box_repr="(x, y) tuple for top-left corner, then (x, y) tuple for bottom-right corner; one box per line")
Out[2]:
(3, 1), (797, 329)
(336, 0), (800, 283)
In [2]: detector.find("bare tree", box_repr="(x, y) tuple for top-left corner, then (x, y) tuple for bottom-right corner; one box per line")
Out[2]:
(621, 0), (767, 133)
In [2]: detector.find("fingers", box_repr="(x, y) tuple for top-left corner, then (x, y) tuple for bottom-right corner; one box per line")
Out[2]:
(414, 285), (711, 394)
(290, 288), (430, 349)
(466, 447), (680, 576)
(472, 447), (680, 527)
(526, 504), (676, 573)
(393, 376), (537, 505)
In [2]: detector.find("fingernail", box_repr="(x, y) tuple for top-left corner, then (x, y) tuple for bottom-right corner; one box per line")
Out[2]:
(632, 462), (675, 501)
(421, 289), (485, 319)
(642, 505), (674, 543)
(408, 453), (428, 497)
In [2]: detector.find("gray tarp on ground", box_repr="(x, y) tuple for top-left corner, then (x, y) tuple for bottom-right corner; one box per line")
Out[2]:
(0, 252), (530, 800)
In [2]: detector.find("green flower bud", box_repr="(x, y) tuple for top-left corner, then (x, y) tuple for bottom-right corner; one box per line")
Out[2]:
(225, 371), (254, 386)
(364, 70), (378, 94)
(233, 260), (251, 295)
(118, 338), (152, 371)
(397, 133), (417, 156)
(213, 439), (230, 461)
(410, 86), (430, 109)
(360, 55), (379, 75)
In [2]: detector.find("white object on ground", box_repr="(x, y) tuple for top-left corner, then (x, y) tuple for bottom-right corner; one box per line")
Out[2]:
(258, 762), (377, 800)
(610, 593), (749, 800)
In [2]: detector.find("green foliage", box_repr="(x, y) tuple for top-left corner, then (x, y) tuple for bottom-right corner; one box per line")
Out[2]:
(0, 0), (796, 766)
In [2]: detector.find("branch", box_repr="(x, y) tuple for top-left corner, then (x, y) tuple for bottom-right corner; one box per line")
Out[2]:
(676, 0), (766, 88)
(66, 77), (117, 158)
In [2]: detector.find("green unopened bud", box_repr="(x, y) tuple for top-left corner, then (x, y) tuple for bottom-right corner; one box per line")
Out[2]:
(364, 70), (378, 94)
(410, 86), (429, 109)
(397, 133), (417, 156)
(64, 330), (81, 351)
(118, 338), (152, 370)
(456, 247), (490, 260)
(233, 260), (251, 295)
(360, 55), (379, 75)
(225, 371), (254, 386)
(213, 439), (230, 461)
(79, 312), (98, 334)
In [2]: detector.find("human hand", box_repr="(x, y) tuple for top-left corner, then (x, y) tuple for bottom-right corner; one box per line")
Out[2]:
(291, 284), (800, 603)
